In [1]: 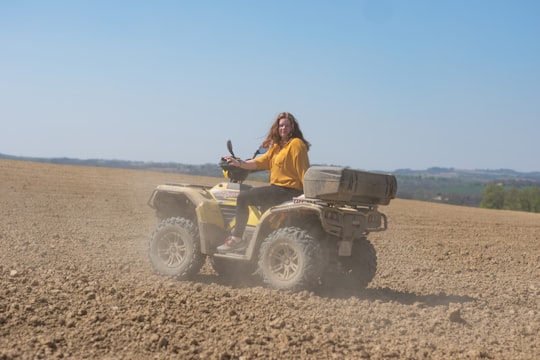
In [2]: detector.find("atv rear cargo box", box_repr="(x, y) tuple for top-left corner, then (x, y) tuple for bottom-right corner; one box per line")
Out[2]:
(303, 166), (397, 206)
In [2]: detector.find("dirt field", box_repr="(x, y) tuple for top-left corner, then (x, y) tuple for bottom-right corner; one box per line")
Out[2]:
(1, 159), (538, 359)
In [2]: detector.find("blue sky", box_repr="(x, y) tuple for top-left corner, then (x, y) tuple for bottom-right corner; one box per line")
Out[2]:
(1, 1), (539, 172)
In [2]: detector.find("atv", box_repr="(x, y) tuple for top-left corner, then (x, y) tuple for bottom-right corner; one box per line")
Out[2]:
(146, 141), (397, 292)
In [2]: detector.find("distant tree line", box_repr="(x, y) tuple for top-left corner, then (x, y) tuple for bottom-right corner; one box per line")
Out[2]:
(480, 184), (540, 213)
(395, 175), (484, 207)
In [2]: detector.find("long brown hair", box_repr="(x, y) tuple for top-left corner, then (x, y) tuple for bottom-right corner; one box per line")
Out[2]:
(261, 112), (311, 150)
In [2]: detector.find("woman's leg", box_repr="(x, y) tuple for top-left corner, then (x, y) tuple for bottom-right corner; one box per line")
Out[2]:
(232, 185), (302, 238)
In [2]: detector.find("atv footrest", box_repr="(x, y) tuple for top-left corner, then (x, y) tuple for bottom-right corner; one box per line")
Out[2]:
(213, 252), (250, 261)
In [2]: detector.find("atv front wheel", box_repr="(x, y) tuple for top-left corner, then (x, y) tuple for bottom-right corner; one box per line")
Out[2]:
(148, 217), (206, 279)
(258, 227), (323, 292)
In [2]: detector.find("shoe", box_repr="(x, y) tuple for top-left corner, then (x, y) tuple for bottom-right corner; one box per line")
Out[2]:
(217, 236), (245, 252)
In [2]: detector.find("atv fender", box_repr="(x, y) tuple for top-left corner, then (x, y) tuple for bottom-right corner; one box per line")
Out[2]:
(244, 201), (325, 259)
(148, 184), (225, 254)
(245, 200), (386, 258)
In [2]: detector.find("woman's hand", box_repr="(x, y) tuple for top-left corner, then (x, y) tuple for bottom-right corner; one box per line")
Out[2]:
(224, 156), (242, 167)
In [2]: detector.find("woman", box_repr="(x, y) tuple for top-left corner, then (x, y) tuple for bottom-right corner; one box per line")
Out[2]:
(217, 112), (311, 252)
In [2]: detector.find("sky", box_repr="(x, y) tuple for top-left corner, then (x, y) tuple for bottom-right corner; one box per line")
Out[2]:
(1, 0), (539, 172)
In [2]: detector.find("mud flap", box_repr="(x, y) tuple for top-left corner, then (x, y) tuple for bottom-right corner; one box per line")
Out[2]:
(338, 240), (353, 256)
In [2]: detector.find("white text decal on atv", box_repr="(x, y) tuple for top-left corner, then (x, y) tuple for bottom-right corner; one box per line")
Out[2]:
(211, 190), (240, 201)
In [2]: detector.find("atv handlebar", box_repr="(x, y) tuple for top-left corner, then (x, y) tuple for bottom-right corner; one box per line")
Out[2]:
(220, 140), (267, 183)
(219, 157), (250, 183)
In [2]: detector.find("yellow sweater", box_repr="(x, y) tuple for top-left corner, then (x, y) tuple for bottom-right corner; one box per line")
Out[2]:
(253, 138), (310, 191)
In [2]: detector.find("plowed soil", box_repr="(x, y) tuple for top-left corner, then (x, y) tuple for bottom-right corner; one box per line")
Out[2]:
(1, 159), (539, 359)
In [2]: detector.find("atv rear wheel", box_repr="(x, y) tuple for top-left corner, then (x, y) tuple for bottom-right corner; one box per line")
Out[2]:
(148, 217), (206, 279)
(258, 227), (323, 292)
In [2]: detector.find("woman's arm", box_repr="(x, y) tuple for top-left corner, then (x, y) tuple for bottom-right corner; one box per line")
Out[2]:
(224, 156), (258, 170)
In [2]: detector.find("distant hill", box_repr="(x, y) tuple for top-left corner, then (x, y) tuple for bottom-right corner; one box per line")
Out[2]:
(393, 167), (540, 206)
(0, 153), (267, 181)
(0, 152), (231, 178)
(2, 153), (539, 207)
(394, 166), (540, 182)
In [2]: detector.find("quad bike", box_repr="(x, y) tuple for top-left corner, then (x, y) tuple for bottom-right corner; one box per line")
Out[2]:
(146, 141), (397, 292)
